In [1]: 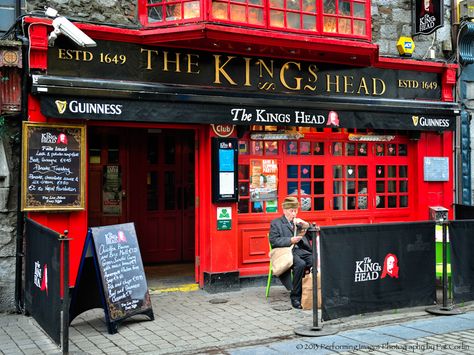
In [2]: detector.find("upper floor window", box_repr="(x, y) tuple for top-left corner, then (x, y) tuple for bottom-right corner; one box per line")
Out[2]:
(143, 0), (370, 38)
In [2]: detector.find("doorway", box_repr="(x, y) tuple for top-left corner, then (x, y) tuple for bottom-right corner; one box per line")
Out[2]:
(87, 127), (196, 268)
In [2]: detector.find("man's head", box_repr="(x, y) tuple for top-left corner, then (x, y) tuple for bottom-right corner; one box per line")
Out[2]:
(282, 196), (299, 221)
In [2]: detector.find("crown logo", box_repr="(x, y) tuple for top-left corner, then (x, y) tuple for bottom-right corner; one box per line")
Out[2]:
(55, 100), (67, 114)
(411, 115), (419, 126)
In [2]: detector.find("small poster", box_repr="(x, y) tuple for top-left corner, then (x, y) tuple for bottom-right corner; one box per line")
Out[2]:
(217, 207), (232, 230)
(250, 159), (278, 201)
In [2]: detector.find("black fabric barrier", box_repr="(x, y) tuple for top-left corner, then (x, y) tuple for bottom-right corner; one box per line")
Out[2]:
(24, 218), (61, 345)
(449, 220), (474, 302)
(320, 222), (436, 320)
(454, 204), (474, 220)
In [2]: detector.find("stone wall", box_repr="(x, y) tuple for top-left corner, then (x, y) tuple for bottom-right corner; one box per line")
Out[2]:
(0, 117), (20, 312)
(26, 0), (453, 61)
(372, 0), (452, 60)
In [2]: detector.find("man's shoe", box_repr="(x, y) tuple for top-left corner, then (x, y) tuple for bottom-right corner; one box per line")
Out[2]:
(291, 299), (302, 309)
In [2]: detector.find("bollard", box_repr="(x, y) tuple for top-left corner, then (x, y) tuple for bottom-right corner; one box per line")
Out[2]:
(426, 220), (463, 316)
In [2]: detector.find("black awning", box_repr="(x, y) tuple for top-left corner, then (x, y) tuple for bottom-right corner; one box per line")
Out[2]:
(33, 75), (458, 131)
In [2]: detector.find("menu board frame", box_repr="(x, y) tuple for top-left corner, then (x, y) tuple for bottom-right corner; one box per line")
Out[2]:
(21, 122), (86, 211)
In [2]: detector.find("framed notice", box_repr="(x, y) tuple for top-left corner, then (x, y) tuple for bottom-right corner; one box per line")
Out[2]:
(212, 137), (238, 202)
(22, 122), (86, 211)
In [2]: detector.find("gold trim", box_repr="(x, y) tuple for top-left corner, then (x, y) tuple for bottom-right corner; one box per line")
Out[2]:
(21, 122), (86, 211)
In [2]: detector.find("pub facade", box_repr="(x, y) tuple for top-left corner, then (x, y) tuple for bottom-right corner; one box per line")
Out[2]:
(21, 0), (457, 291)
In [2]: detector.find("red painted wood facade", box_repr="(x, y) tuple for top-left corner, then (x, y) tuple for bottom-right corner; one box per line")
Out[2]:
(23, 8), (457, 288)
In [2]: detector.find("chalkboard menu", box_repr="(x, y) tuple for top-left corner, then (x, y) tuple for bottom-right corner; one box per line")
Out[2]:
(91, 223), (153, 324)
(69, 223), (154, 334)
(22, 122), (85, 211)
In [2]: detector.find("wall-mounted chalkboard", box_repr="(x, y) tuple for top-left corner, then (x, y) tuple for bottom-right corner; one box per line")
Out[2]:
(22, 122), (86, 211)
(69, 223), (154, 334)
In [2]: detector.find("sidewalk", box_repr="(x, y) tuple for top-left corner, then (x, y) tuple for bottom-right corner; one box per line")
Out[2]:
(0, 285), (473, 354)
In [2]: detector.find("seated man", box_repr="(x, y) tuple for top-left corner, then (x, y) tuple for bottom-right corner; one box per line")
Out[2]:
(269, 196), (313, 309)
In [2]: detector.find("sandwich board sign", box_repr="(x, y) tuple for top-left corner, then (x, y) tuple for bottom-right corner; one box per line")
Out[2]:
(69, 223), (154, 334)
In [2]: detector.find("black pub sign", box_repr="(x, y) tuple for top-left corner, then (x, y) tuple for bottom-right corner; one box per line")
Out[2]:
(413, 0), (443, 35)
(47, 38), (442, 101)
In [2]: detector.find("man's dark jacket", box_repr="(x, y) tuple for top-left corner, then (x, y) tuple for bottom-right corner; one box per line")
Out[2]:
(269, 215), (312, 290)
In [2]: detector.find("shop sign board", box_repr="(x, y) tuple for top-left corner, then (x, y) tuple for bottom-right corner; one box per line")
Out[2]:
(69, 223), (154, 334)
(47, 38), (442, 101)
(413, 0), (443, 36)
(21, 122), (85, 211)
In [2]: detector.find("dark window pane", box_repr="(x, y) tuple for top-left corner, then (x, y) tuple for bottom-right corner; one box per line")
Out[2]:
(147, 135), (158, 164)
(314, 181), (324, 194)
(388, 144), (396, 156)
(398, 144), (407, 156)
(287, 165), (298, 178)
(388, 180), (397, 192)
(347, 181), (355, 194)
(239, 182), (249, 196)
(346, 143), (355, 156)
(333, 165), (343, 178)
(333, 181), (342, 194)
(288, 182), (298, 195)
(358, 143), (367, 156)
(388, 196), (397, 208)
(333, 196), (343, 210)
(147, 172), (158, 211)
(301, 181), (311, 194)
(314, 197), (324, 210)
(376, 165), (385, 177)
(348, 196), (356, 210)
(301, 165), (311, 178)
(238, 199), (249, 213)
(375, 143), (384, 156)
(358, 165), (367, 178)
(346, 165), (355, 178)
(108, 135), (119, 163)
(239, 165), (249, 180)
(376, 196), (385, 208)
(358, 181), (367, 191)
(376, 181), (385, 193)
(252, 201), (264, 212)
(313, 142), (324, 155)
(300, 141), (311, 155)
(314, 165), (324, 178)
(400, 195), (408, 207)
(399, 181), (408, 192)
(164, 136), (176, 164)
(388, 166), (397, 177)
(399, 166), (408, 177)
(287, 141), (298, 155)
(165, 171), (175, 209)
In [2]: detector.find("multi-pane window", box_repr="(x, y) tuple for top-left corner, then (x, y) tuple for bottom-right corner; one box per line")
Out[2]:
(143, 0), (369, 38)
(147, 0), (201, 23)
(237, 134), (409, 215)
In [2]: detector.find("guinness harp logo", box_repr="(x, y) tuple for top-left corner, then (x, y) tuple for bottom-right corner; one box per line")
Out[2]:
(55, 100), (67, 114)
(412, 115), (419, 126)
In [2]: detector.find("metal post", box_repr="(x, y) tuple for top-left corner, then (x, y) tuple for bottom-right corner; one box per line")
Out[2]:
(61, 230), (70, 355)
(295, 223), (338, 337)
(426, 220), (463, 316)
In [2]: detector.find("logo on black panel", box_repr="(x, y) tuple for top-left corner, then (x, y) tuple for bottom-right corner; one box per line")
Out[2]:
(354, 253), (399, 283)
(53, 99), (123, 116)
(411, 115), (450, 128)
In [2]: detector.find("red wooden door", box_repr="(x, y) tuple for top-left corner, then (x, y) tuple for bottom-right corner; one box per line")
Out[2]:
(129, 129), (195, 263)
(88, 127), (129, 228)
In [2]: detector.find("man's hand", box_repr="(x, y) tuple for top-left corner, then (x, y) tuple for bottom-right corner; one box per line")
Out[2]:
(291, 236), (303, 244)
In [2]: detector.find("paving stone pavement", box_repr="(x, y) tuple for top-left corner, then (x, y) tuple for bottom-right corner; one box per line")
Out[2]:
(0, 285), (473, 354)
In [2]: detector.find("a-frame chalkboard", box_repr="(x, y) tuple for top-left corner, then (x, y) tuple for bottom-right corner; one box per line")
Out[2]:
(69, 223), (154, 334)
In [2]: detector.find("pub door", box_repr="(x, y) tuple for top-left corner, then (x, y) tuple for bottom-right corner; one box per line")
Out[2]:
(88, 127), (130, 228)
(128, 129), (195, 264)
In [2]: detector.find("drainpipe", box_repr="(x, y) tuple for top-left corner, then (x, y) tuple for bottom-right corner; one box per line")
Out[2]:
(14, 33), (28, 314)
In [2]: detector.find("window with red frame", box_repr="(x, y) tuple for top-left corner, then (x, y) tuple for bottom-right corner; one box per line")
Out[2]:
(143, 0), (370, 38)
(237, 131), (410, 215)
(147, 0), (201, 23)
